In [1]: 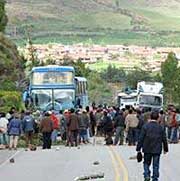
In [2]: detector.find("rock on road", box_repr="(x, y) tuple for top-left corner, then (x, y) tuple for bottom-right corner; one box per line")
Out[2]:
(0, 143), (179, 181)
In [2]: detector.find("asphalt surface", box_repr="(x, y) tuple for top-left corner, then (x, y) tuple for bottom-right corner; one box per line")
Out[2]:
(0, 140), (179, 181)
(0, 150), (17, 165)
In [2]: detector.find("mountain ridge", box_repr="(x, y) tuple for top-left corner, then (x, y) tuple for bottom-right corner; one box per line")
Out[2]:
(5, 0), (180, 46)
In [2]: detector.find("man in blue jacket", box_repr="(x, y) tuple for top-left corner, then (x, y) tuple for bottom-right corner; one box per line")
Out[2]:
(22, 110), (35, 148)
(136, 111), (168, 181)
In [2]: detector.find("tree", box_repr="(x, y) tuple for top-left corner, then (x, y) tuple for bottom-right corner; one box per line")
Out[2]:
(0, 33), (25, 90)
(161, 52), (179, 104)
(61, 57), (91, 77)
(87, 72), (113, 105)
(126, 67), (152, 88)
(0, 0), (8, 32)
(101, 64), (126, 83)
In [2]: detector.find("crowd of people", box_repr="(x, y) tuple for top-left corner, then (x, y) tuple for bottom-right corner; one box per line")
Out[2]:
(0, 105), (180, 150)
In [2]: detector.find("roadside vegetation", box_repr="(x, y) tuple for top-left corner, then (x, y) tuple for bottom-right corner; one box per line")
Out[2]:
(0, 1), (25, 112)
(0, 1), (180, 111)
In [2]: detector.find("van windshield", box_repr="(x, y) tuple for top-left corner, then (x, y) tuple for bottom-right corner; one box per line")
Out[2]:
(139, 95), (162, 106)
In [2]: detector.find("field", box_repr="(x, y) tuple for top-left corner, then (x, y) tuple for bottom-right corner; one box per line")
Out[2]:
(87, 58), (141, 72)
(5, 0), (180, 46)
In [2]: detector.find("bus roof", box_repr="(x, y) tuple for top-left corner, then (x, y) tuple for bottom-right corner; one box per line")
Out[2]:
(75, 77), (87, 82)
(32, 65), (75, 72)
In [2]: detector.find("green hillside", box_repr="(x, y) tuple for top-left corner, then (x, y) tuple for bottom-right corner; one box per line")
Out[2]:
(5, 0), (180, 46)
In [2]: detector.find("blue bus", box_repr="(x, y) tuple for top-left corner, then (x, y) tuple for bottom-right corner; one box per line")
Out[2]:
(25, 65), (76, 111)
(75, 77), (88, 109)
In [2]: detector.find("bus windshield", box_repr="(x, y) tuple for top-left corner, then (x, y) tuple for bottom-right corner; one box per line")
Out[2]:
(139, 95), (162, 106)
(31, 89), (75, 110)
(31, 71), (74, 85)
(120, 97), (137, 103)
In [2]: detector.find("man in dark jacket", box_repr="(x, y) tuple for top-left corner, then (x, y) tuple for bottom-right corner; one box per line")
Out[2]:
(102, 111), (113, 137)
(79, 110), (89, 144)
(114, 110), (125, 145)
(40, 112), (53, 149)
(136, 109), (145, 142)
(8, 113), (22, 150)
(22, 110), (35, 148)
(102, 111), (113, 145)
(89, 111), (96, 136)
(67, 108), (80, 147)
(136, 111), (168, 181)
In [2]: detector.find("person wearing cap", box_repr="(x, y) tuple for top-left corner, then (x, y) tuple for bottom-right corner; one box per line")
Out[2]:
(136, 111), (168, 181)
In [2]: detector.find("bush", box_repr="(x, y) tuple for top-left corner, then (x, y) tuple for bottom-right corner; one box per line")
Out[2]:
(0, 91), (24, 112)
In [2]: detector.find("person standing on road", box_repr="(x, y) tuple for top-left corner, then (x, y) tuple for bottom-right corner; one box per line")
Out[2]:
(113, 110), (125, 145)
(143, 108), (151, 123)
(0, 113), (9, 149)
(102, 110), (113, 145)
(67, 108), (80, 147)
(158, 110), (166, 130)
(79, 110), (89, 144)
(22, 110), (35, 148)
(89, 110), (96, 137)
(50, 111), (60, 143)
(8, 113), (22, 150)
(125, 109), (139, 146)
(165, 108), (172, 140)
(102, 110), (113, 138)
(136, 111), (168, 181)
(61, 110), (69, 141)
(40, 112), (53, 149)
(169, 109), (178, 143)
(176, 109), (180, 140)
(95, 108), (103, 136)
(136, 109), (145, 141)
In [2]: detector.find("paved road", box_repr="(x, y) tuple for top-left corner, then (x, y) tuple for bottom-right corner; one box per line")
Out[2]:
(0, 142), (179, 181)
(0, 150), (17, 165)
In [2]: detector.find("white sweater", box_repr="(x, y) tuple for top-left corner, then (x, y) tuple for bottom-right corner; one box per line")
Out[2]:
(0, 117), (9, 132)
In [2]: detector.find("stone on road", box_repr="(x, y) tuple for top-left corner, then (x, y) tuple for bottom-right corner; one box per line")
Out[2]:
(0, 146), (113, 181)
(0, 143), (180, 181)
(0, 150), (17, 165)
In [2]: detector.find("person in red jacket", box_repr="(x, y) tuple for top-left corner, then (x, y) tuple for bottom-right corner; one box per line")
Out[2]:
(50, 111), (60, 143)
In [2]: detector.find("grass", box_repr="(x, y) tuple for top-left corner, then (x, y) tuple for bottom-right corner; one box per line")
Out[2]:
(87, 59), (140, 72)
(13, 31), (180, 47)
(134, 7), (180, 31)
(5, 0), (180, 46)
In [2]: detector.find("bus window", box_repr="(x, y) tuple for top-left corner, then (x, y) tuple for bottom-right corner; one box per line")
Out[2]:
(78, 82), (80, 94)
(84, 82), (86, 94)
(85, 82), (88, 93)
(79, 82), (82, 94)
(81, 82), (84, 94)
